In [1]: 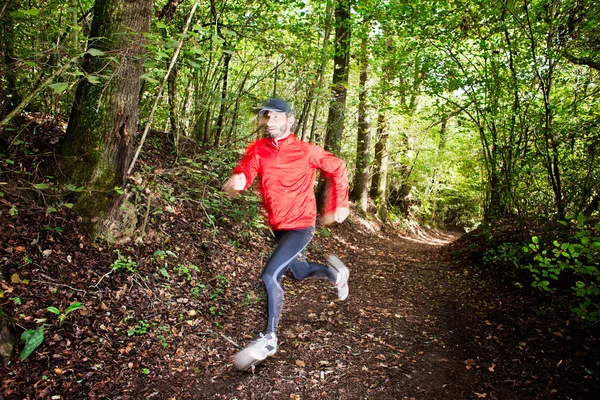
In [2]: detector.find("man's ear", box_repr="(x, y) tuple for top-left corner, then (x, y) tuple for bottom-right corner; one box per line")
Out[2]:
(287, 116), (296, 132)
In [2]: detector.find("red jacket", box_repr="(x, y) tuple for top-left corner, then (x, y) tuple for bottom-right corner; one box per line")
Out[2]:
(233, 134), (348, 230)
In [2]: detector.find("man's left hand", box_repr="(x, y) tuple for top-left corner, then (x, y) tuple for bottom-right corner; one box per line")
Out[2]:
(334, 207), (349, 223)
(321, 207), (349, 225)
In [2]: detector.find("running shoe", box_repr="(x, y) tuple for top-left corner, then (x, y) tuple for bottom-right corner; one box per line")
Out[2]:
(233, 332), (278, 371)
(327, 255), (349, 301)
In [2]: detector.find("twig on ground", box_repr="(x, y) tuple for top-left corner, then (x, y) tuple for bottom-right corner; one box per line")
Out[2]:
(33, 279), (87, 295)
(220, 333), (240, 348)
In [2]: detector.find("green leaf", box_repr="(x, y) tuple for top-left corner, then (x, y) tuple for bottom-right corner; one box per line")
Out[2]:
(46, 206), (57, 213)
(20, 328), (45, 361)
(86, 75), (101, 85)
(86, 48), (105, 57)
(65, 184), (85, 192)
(65, 302), (83, 315)
(63, 203), (74, 209)
(140, 73), (159, 84)
(156, 21), (168, 29)
(33, 183), (49, 190)
(114, 186), (124, 195)
(48, 82), (69, 94)
(47, 306), (60, 315)
(532, 236), (538, 244)
(159, 267), (170, 278)
(188, 60), (202, 69)
(19, 8), (40, 16)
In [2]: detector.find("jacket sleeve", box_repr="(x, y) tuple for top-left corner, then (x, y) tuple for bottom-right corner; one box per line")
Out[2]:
(232, 140), (260, 190)
(307, 144), (349, 213)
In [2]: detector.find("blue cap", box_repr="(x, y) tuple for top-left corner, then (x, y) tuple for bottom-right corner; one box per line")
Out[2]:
(258, 98), (293, 115)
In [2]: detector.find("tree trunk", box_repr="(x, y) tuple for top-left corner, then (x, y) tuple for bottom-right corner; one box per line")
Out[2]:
(0, 0), (21, 114)
(309, 0), (334, 144)
(168, 64), (179, 146)
(323, 0), (351, 154)
(351, 31), (372, 214)
(60, 0), (152, 242)
(228, 68), (252, 142)
(214, 51), (231, 146)
(371, 110), (390, 208)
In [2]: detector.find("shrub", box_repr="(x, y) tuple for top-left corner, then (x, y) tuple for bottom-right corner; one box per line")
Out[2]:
(522, 215), (600, 323)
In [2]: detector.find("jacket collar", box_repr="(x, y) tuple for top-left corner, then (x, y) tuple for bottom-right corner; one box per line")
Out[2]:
(269, 133), (296, 148)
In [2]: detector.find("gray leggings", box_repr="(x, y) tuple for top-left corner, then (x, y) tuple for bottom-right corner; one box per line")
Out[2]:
(262, 226), (337, 334)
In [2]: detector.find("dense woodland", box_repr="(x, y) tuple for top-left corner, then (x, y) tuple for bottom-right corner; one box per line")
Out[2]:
(0, 0), (599, 398)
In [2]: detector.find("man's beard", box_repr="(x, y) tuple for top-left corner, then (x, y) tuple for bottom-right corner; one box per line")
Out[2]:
(265, 125), (288, 139)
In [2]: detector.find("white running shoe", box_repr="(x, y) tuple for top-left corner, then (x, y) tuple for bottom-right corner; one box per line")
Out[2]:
(327, 255), (349, 301)
(233, 332), (278, 371)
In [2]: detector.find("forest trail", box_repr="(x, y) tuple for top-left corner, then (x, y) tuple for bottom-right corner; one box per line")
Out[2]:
(143, 222), (474, 400)
(3, 203), (597, 399)
(143, 219), (561, 400)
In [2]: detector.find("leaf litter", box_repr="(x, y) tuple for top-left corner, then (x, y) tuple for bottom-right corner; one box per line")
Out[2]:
(0, 118), (598, 399)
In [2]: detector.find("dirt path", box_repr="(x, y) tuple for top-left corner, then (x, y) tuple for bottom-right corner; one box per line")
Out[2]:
(169, 221), (596, 400)
(3, 212), (597, 399)
(149, 223), (522, 399)
(3, 121), (597, 400)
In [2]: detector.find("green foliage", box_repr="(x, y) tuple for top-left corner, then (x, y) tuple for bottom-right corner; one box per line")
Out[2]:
(482, 242), (524, 267)
(47, 301), (84, 326)
(242, 291), (263, 306)
(522, 216), (600, 323)
(174, 264), (200, 282)
(20, 327), (45, 361)
(209, 274), (229, 300)
(127, 320), (150, 336)
(111, 250), (137, 274)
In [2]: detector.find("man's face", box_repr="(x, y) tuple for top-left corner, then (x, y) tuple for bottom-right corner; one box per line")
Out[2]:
(259, 111), (294, 140)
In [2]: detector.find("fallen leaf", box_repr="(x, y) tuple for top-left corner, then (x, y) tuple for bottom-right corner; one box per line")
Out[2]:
(14, 246), (26, 252)
(11, 273), (21, 284)
(464, 359), (476, 370)
(488, 363), (495, 372)
(474, 393), (487, 398)
(296, 359), (305, 367)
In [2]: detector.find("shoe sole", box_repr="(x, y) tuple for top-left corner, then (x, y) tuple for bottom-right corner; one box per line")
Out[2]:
(233, 347), (275, 371)
(327, 255), (349, 300)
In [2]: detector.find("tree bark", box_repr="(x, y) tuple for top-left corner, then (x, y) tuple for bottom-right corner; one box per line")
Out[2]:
(0, 0), (21, 114)
(214, 50), (231, 146)
(60, 0), (152, 242)
(371, 110), (389, 203)
(351, 31), (372, 214)
(323, 0), (351, 154)
(309, 0), (334, 145)
(168, 64), (180, 146)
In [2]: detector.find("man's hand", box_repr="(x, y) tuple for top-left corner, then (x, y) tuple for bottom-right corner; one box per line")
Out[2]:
(321, 207), (349, 225)
(334, 207), (349, 223)
(223, 173), (246, 197)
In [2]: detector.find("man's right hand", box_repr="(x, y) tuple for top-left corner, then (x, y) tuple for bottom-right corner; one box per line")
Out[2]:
(223, 173), (246, 197)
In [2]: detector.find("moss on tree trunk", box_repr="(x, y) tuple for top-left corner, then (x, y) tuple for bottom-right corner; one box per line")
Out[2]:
(60, 0), (152, 242)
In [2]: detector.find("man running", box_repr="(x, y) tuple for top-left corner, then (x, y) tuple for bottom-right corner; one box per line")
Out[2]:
(223, 98), (350, 371)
